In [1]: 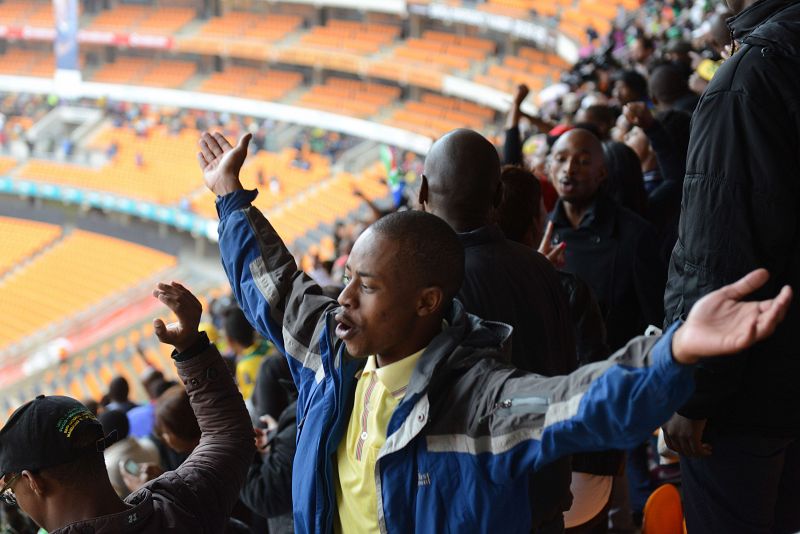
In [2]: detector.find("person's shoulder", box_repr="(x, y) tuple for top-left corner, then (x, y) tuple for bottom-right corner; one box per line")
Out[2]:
(614, 204), (657, 238)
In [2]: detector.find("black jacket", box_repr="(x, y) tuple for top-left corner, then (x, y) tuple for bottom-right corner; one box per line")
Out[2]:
(240, 398), (297, 523)
(550, 194), (666, 351)
(664, 0), (800, 435)
(457, 225), (576, 531)
(458, 224), (576, 375)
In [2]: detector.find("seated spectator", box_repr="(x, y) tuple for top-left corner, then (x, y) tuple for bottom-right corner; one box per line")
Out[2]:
(547, 128), (665, 351)
(613, 70), (650, 107)
(105, 376), (137, 414)
(0, 281), (254, 532)
(252, 351), (293, 424)
(601, 141), (648, 218)
(154, 385), (201, 456)
(649, 62), (699, 114)
(97, 410), (159, 498)
(224, 307), (268, 402)
(196, 130), (791, 532)
(574, 105), (616, 141)
(126, 365), (174, 439)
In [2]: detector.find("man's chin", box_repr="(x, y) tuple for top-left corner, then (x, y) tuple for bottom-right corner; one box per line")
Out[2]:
(343, 339), (370, 359)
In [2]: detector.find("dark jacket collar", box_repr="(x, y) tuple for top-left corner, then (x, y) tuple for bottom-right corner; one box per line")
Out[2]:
(550, 194), (617, 238)
(729, 0), (800, 42)
(456, 224), (506, 248)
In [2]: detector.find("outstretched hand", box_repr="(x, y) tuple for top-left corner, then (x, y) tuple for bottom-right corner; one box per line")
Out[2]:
(672, 269), (792, 365)
(152, 282), (203, 353)
(538, 221), (566, 268)
(197, 131), (252, 196)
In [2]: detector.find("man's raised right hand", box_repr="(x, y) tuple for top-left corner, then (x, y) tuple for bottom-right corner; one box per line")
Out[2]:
(197, 131), (252, 197)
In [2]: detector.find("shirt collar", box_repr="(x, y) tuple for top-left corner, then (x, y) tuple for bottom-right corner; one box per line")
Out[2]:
(456, 224), (506, 248)
(363, 347), (425, 399)
(551, 194), (616, 236)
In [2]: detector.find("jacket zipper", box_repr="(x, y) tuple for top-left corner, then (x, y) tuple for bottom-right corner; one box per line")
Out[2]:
(480, 397), (550, 423)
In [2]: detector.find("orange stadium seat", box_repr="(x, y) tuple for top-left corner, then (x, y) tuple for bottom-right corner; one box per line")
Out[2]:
(0, 230), (176, 350)
(0, 217), (61, 277)
(199, 67), (303, 101)
(385, 93), (495, 138)
(297, 77), (400, 119)
(17, 125), (207, 205)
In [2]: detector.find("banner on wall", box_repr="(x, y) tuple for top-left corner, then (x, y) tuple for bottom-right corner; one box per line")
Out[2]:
(53, 0), (79, 72)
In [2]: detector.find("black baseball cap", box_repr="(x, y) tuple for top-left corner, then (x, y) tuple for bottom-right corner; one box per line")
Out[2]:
(0, 395), (107, 478)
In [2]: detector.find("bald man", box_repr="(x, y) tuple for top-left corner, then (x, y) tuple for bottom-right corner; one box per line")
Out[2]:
(419, 129), (576, 532)
(547, 128), (665, 353)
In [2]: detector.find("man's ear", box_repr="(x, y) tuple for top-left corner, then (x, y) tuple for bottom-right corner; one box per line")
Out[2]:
(492, 180), (503, 210)
(416, 286), (444, 317)
(22, 470), (44, 497)
(418, 175), (429, 211)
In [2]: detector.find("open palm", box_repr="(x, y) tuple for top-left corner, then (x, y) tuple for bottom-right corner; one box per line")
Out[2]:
(197, 132), (252, 196)
(673, 269), (792, 364)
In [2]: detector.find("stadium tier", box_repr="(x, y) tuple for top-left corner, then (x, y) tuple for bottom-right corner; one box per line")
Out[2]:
(0, 216), (62, 277)
(0, 226), (176, 350)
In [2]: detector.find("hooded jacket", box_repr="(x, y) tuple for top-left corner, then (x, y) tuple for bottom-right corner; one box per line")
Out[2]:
(664, 0), (800, 435)
(52, 337), (255, 533)
(216, 190), (699, 534)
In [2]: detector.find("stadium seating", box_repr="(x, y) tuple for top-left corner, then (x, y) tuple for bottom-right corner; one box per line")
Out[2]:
(473, 46), (569, 94)
(85, 5), (193, 35)
(0, 217), (61, 277)
(385, 93), (496, 138)
(198, 67), (303, 101)
(0, 0), (53, 27)
(91, 57), (195, 88)
(18, 125), (204, 205)
(0, 48), (56, 77)
(297, 77), (401, 119)
(0, 229), (176, 350)
(299, 20), (400, 55)
(176, 12), (303, 58)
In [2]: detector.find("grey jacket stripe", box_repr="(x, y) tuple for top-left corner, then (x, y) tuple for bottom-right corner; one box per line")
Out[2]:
(250, 255), (325, 376)
(250, 257), (282, 308)
(543, 393), (586, 428)
(426, 427), (543, 456)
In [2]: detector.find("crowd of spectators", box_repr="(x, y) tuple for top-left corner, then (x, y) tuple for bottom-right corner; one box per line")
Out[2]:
(1, 0), (799, 532)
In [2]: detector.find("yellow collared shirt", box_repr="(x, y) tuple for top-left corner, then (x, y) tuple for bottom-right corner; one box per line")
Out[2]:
(335, 348), (425, 533)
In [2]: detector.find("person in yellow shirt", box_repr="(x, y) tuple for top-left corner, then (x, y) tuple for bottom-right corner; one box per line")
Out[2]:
(224, 307), (268, 401)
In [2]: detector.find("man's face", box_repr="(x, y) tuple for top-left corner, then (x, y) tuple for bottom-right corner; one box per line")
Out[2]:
(548, 132), (606, 204)
(336, 229), (422, 359)
(613, 80), (635, 106)
(631, 39), (651, 63)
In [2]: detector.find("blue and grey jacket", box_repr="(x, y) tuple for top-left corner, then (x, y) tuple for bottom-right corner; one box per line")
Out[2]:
(217, 190), (695, 534)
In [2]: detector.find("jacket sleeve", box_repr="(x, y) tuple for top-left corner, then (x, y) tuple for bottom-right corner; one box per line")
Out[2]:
(491, 323), (694, 472)
(664, 71), (799, 419)
(216, 190), (338, 400)
(155, 337), (255, 532)
(633, 223), (667, 329)
(240, 401), (297, 519)
(503, 126), (523, 166)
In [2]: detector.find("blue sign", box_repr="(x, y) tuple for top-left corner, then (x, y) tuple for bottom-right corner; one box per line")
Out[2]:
(53, 0), (79, 72)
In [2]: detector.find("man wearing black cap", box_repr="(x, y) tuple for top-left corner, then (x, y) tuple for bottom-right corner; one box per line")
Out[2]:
(0, 281), (254, 533)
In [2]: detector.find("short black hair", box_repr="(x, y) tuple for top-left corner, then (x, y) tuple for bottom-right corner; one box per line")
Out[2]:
(617, 70), (649, 99)
(42, 422), (107, 488)
(108, 376), (129, 403)
(601, 141), (648, 217)
(370, 211), (465, 303)
(224, 307), (255, 347)
(97, 409), (130, 442)
(497, 166), (542, 243)
(649, 63), (690, 105)
(155, 385), (200, 443)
